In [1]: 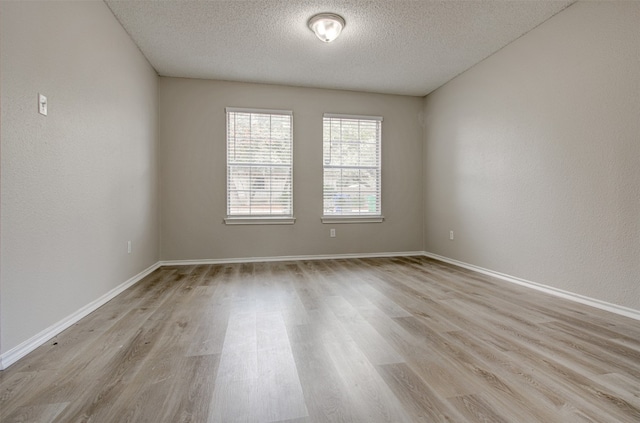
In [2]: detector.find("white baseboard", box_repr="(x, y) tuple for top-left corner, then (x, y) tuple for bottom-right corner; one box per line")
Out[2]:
(0, 262), (161, 370)
(0, 251), (421, 369)
(422, 251), (640, 321)
(160, 251), (425, 266)
(6, 250), (634, 370)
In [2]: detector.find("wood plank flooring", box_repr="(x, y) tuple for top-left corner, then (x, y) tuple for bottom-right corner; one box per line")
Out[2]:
(1, 256), (639, 422)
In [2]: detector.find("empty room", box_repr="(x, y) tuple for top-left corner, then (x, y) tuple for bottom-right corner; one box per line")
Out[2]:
(1, 0), (639, 422)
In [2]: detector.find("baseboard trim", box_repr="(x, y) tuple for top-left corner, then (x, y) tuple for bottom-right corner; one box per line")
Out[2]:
(6, 250), (634, 370)
(422, 251), (640, 321)
(0, 262), (161, 370)
(0, 251), (417, 370)
(160, 251), (425, 267)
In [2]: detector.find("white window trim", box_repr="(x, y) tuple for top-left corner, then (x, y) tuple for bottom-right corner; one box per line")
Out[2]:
(323, 113), (383, 122)
(226, 107), (292, 116)
(225, 107), (294, 224)
(321, 216), (384, 224)
(322, 113), (383, 223)
(224, 216), (296, 225)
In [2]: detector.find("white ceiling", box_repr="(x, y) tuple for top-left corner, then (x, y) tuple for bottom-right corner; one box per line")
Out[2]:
(105, 0), (574, 97)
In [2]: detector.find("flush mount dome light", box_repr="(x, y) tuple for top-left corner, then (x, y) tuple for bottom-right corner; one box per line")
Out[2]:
(308, 13), (345, 43)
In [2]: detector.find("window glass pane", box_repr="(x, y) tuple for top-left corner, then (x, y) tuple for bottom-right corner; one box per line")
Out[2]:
(227, 110), (293, 217)
(322, 116), (381, 216)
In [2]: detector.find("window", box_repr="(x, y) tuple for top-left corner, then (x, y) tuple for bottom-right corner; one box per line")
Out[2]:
(322, 114), (383, 223)
(225, 108), (294, 224)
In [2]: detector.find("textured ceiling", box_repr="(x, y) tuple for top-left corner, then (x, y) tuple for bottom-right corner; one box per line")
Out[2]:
(105, 0), (574, 96)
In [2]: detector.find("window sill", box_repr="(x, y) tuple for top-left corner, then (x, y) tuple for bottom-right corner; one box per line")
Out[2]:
(224, 217), (296, 225)
(321, 216), (384, 224)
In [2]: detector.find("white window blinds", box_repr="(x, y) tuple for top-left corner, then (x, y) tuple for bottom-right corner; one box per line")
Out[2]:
(226, 108), (293, 217)
(323, 114), (382, 217)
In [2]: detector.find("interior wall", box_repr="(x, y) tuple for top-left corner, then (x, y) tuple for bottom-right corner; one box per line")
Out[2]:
(159, 78), (423, 260)
(423, 1), (640, 310)
(0, 1), (159, 354)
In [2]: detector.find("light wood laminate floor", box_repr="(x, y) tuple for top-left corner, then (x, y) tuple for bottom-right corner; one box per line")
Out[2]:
(1, 257), (639, 422)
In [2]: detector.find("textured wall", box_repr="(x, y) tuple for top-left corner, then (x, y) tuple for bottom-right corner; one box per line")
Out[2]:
(423, 1), (640, 310)
(0, 1), (159, 354)
(159, 78), (423, 260)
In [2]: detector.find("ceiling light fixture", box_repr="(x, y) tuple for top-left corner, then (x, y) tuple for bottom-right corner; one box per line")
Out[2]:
(308, 13), (345, 43)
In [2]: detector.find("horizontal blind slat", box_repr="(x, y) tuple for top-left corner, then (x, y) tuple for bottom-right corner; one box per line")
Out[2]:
(226, 107), (293, 116)
(227, 109), (293, 217)
(323, 113), (383, 121)
(322, 116), (382, 217)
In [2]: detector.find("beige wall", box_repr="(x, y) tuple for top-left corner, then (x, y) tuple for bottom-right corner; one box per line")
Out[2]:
(2, 0), (637, 362)
(423, 1), (640, 310)
(159, 78), (423, 260)
(0, 1), (159, 354)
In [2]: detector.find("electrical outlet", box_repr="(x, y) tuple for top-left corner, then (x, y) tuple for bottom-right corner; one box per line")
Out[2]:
(127, 241), (132, 254)
(330, 228), (336, 238)
(449, 231), (454, 240)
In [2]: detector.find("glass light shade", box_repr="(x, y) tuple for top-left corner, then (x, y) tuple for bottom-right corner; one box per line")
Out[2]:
(308, 13), (345, 43)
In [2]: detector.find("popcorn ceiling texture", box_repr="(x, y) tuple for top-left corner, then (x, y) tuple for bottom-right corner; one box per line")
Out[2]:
(105, 0), (573, 96)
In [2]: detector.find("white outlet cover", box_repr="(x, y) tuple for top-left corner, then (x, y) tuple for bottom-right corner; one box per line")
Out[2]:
(38, 93), (47, 116)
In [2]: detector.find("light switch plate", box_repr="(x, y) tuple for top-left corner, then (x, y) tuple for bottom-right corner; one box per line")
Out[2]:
(38, 93), (47, 116)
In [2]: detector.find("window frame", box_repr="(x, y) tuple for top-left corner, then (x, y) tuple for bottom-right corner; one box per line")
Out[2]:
(321, 113), (384, 224)
(224, 107), (295, 225)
